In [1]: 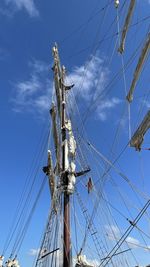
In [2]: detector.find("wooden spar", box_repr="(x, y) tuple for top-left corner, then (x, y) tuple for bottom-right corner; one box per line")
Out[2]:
(118, 0), (136, 54)
(52, 45), (62, 118)
(126, 32), (150, 102)
(50, 104), (61, 173)
(52, 45), (71, 267)
(43, 150), (57, 212)
(101, 249), (131, 261)
(47, 150), (54, 193)
(38, 248), (60, 260)
(47, 150), (57, 212)
(130, 110), (150, 151)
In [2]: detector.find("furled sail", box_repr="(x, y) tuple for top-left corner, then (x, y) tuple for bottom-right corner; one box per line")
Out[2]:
(52, 45), (62, 117)
(118, 0), (136, 54)
(75, 255), (94, 267)
(126, 32), (150, 102)
(50, 104), (61, 173)
(66, 120), (76, 159)
(0, 256), (4, 267)
(75, 264), (94, 267)
(65, 120), (77, 194)
(130, 110), (150, 151)
(5, 258), (20, 267)
(47, 150), (55, 197)
(64, 139), (69, 171)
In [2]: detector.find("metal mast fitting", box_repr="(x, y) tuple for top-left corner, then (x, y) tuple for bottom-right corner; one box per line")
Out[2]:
(130, 110), (150, 151)
(126, 32), (150, 102)
(114, 0), (119, 8)
(118, 0), (136, 54)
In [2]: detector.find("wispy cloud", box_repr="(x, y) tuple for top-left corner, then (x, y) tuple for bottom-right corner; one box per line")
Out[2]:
(67, 55), (108, 101)
(105, 224), (120, 241)
(12, 60), (52, 115)
(105, 224), (142, 249)
(142, 99), (150, 109)
(126, 236), (140, 248)
(0, 47), (9, 61)
(2, 0), (39, 17)
(66, 55), (120, 121)
(28, 248), (40, 256)
(97, 97), (121, 121)
(12, 54), (120, 121)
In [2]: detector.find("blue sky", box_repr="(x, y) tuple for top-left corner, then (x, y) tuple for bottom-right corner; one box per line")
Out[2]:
(0, 0), (150, 267)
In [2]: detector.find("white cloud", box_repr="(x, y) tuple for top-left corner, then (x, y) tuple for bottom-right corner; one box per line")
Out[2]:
(12, 60), (52, 115)
(97, 97), (121, 121)
(12, 54), (120, 120)
(142, 99), (150, 108)
(126, 236), (140, 248)
(66, 55), (120, 121)
(67, 55), (108, 101)
(28, 248), (40, 256)
(2, 0), (39, 17)
(105, 224), (140, 249)
(105, 225), (120, 241)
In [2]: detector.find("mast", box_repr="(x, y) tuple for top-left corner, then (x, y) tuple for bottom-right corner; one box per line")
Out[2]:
(52, 45), (71, 267)
(61, 66), (71, 267)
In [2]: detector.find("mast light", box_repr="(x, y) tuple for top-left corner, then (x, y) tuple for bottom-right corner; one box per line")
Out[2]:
(114, 0), (119, 8)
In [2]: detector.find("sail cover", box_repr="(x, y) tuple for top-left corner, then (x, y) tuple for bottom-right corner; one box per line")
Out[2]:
(65, 120), (77, 194)
(0, 256), (4, 267)
(130, 110), (150, 150)
(50, 104), (61, 172)
(75, 254), (94, 267)
(47, 150), (55, 198)
(126, 32), (150, 102)
(118, 0), (136, 54)
(52, 45), (62, 118)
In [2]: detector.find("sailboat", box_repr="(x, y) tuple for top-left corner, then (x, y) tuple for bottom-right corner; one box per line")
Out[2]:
(1, 0), (150, 267)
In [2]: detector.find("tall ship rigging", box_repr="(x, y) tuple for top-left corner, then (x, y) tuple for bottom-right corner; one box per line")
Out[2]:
(1, 1), (150, 267)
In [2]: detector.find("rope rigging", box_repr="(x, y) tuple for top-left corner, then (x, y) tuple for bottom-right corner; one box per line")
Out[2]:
(63, 72), (150, 266)
(82, 33), (147, 127)
(75, 167), (139, 267)
(81, 138), (150, 263)
(58, 0), (114, 45)
(2, 125), (51, 257)
(68, 14), (150, 61)
(11, 175), (47, 257)
(99, 199), (150, 267)
(75, 188), (109, 262)
(87, 141), (150, 200)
